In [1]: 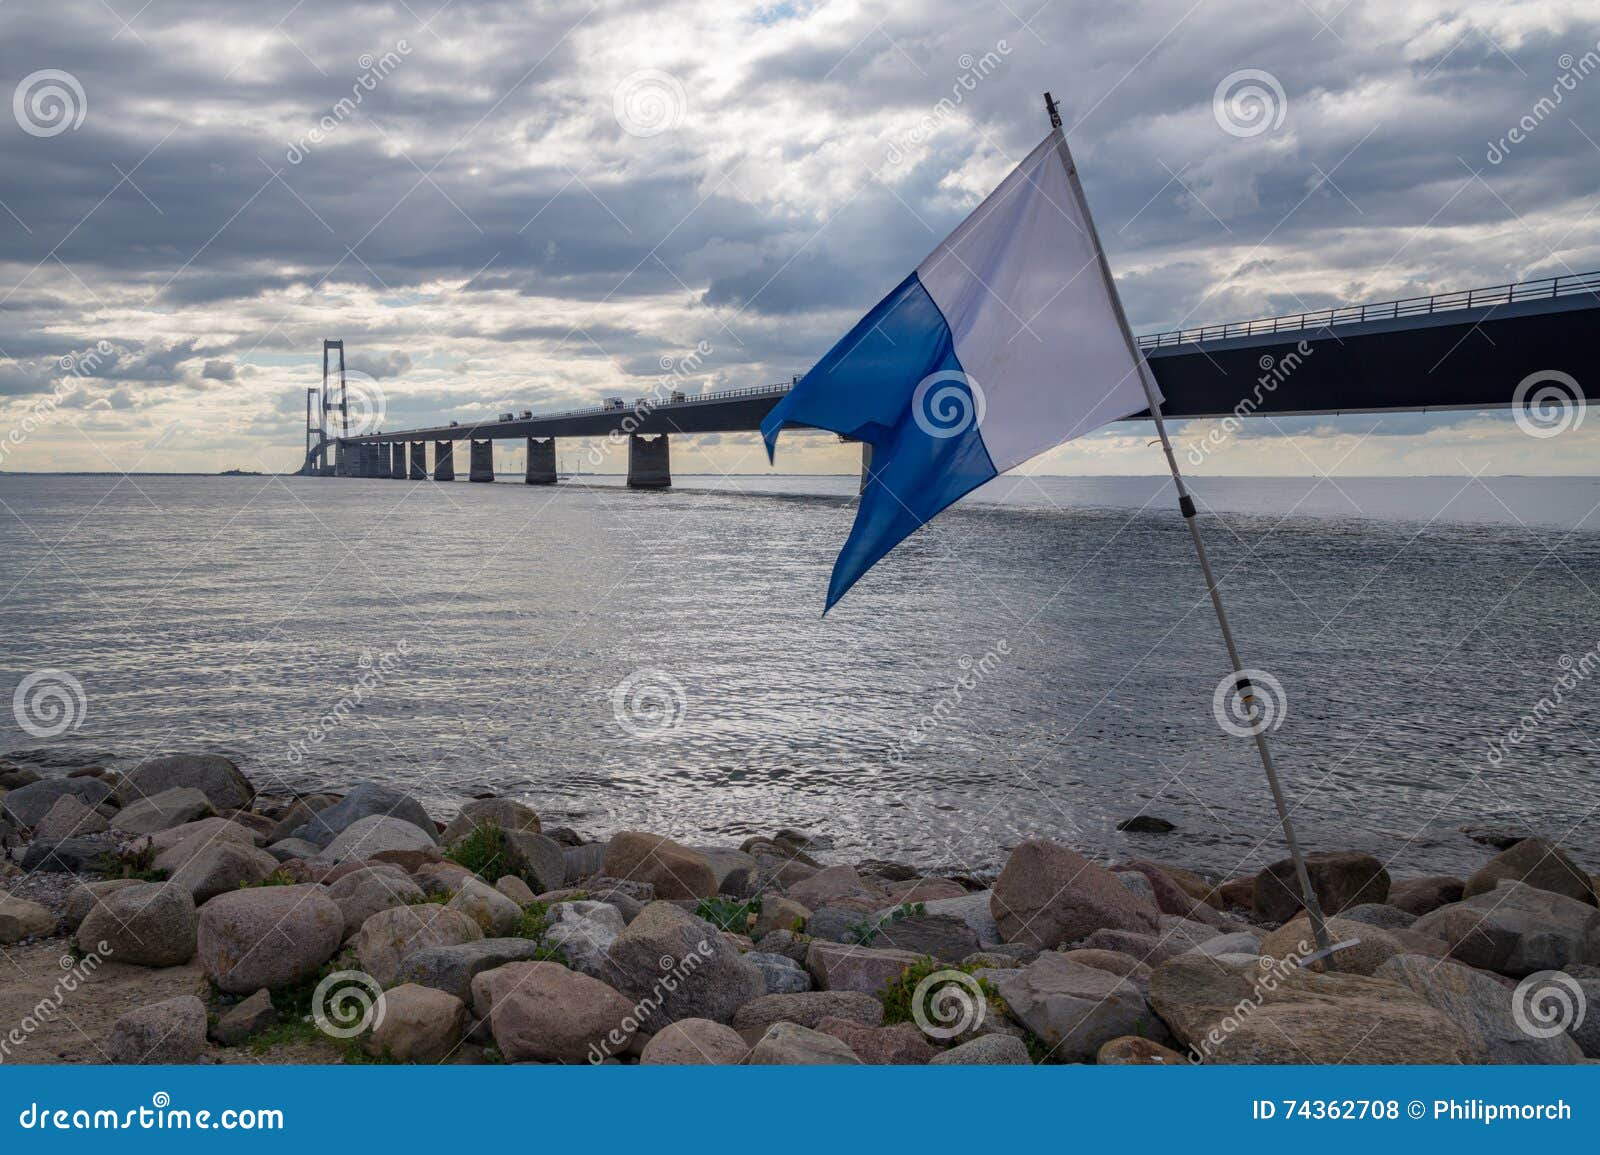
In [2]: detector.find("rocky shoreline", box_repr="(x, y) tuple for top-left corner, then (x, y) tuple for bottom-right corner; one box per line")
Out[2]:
(2, 752), (1597, 1065)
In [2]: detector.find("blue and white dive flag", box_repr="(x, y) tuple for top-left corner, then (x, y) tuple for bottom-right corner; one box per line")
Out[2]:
(762, 130), (1160, 610)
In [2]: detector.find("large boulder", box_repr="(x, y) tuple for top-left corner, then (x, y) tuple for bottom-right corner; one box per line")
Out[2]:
(62, 878), (143, 932)
(804, 941), (922, 995)
(543, 900), (626, 980)
(1148, 953), (1474, 1064)
(990, 840), (1160, 949)
(503, 830), (567, 893)
(110, 787), (214, 836)
(320, 815), (439, 864)
(33, 794), (110, 840)
(1464, 838), (1596, 906)
(693, 846), (760, 897)
(1259, 916), (1406, 976)
(147, 816), (261, 854)
(197, 885), (344, 993)
(439, 798), (542, 845)
(21, 836), (114, 873)
(2, 775), (112, 828)
(77, 882), (197, 966)
(985, 952), (1155, 1062)
(0, 893), (57, 943)
(868, 913), (981, 962)
(751, 895), (813, 939)
(744, 1021), (860, 1064)
(1388, 875), (1465, 916)
(817, 1017), (937, 1064)
(210, 989), (277, 1046)
(604, 901), (764, 1027)
(1253, 851), (1390, 923)
(601, 832), (717, 899)
(732, 990), (883, 1042)
(785, 865), (886, 909)
(329, 871), (426, 939)
(118, 753), (252, 810)
(365, 983), (467, 1064)
(1412, 881), (1600, 976)
(286, 782), (435, 849)
(747, 951), (812, 994)
(640, 1017), (750, 1064)
(919, 891), (1002, 946)
(1115, 860), (1229, 926)
(931, 1034), (1032, 1064)
(167, 840), (279, 902)
(446, 877), (523, 936)
(1376, 954), (1583, 1063)
(472, 961), (638, 1063)
(397, 938), (552, 1002)
(353, 904), (483, 987)
(107, 996), (207, 1064)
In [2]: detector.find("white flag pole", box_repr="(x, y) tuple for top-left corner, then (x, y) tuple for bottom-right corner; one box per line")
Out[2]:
(1042, 93), (1333, 959)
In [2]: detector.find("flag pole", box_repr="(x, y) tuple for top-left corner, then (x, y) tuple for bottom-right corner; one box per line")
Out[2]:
(1042, 92), (1333, 960)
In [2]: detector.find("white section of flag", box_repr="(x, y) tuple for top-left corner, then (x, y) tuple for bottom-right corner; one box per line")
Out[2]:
(915, 134), (1158, 473)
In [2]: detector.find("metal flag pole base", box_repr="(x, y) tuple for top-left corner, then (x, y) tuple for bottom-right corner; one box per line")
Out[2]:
(1043, 92), (1334, 961)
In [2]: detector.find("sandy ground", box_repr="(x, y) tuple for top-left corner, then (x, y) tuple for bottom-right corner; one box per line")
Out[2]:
(0, 936), (338, 1065)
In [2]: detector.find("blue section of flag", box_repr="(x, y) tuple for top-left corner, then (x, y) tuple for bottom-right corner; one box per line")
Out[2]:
(761, 272), (997, 611)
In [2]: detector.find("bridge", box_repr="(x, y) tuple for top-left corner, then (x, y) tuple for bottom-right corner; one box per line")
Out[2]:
(303, 271), (1600, 487)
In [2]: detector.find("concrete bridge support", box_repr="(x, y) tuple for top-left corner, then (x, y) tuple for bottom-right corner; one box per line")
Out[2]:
(469, 439), (495, 482)
(391, 442), (406, 478)
(374, 442), (392, 478)
(434, 441), (455, 481)
(409, 442), (426, 480)
(360, 443), (380, 477)
(859, 441), (875, 495)
(627, 433), (670, 489)
(525, 437), (557, 484)
(334, 442), (348, 476)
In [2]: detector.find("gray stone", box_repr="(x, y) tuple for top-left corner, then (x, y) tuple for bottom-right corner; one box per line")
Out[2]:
(1254, 850), (1390, 922)
(1566, 966), (1600, 1057)
(267, 838), (322, 862)
(2, 776), (113, 828)
(365, 983), (468, 1063)
(919, 890), (1002, 946)
(869, 913), (982, 962)
(353, 903), (484, 987)
(397, 937), (553, 1002)
(804, 940), (921, 994)
(107, 995), (207, 1064)
(929, 1034), (1032, 1064)
(472, 961), (637, 1063)
(1340, 903), (1418, 930)
(33, 793), (110, 840)
(287, 782), (436, 849)
(167, 840), (279, 902)
(605, 901), (765, 1027)
(439, 797), (542, 845)
(1413, 881), (1600, 977)
(110, 787), (214, 836)
(1116, 870), (1158, 907)
(1376, 953), (1583, 1064)
(446, 877), (523, 936)
(640, 1017), (750, 1064)
(1389, 875), (1465, 916)
(991, 839), (1160, 949)
(198, 885), (345, 993)
(77, 881), (197, 966)
(691, 846), (760, 897)
(1464, 838), (1596, 906)
(731, 990), (884, 1041)
(747, 951), (813, 994)
(210, 989), (276, 1046)
(562, 842), (607, 885)
(543, 900), (626, 980)
(744, 1021), (860, 1064)
(320, 814), (439, 864)
(786, 865), (886, 909)
(331, 873), (426, 939)
(21, 836), (115, 872)
(985, 952), (1156, 1063)
(0, 893), (56, 942)
(505, 829), (567, 893)
(118, 753), (253, 810)
(62, 878), (143, 932)
(1190, 931), (1262, 957)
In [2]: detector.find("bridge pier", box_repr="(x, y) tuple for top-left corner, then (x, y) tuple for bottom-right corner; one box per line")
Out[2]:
(409, 442), (426, 480)
(391, 442), (406, 478)
(469, 439), (495, 482)
(626, 433), (670, 489)
(378, 443), (394, 479)
(859, 442), (874, 495)
(525, 437), (557, 484)
(359, 443), (378, 478)
(434, 441), (455, 481)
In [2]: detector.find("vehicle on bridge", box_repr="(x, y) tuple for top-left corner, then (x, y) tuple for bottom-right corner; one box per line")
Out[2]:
(603, 397), (625, 410)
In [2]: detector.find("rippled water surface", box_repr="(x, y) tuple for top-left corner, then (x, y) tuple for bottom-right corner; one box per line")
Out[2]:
(3, 471), (1598, 879)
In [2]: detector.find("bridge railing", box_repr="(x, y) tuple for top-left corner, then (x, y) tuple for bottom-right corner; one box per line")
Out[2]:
(1136, 270), (1600, 348)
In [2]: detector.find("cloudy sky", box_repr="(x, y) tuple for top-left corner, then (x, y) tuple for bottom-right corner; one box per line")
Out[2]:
(0, 0), (1597, 476)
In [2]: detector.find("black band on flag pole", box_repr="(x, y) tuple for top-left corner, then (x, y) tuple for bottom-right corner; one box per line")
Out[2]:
(1041, 92), (1335, 961)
